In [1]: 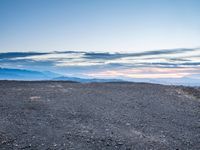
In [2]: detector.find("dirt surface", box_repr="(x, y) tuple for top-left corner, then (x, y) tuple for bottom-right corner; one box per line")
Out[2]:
(0, 81), (200, 150)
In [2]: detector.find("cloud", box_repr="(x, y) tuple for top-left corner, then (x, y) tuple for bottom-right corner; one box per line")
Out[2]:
(0, 48), (200, 80)
(0, 52), (48, 59)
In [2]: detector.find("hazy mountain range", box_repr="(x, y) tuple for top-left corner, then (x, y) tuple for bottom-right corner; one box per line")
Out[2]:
(0, 48), (200, 86)
(0, 68), (123, 83)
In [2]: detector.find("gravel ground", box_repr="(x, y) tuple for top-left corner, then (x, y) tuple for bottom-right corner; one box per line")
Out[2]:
(0, 81), (200, 150)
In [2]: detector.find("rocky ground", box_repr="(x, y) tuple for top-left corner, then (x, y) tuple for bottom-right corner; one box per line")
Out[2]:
(0, 81), (199, 150)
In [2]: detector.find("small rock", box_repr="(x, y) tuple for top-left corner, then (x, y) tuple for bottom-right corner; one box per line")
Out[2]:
(105, 128), (109, 131)
(117, 141), (123, 145)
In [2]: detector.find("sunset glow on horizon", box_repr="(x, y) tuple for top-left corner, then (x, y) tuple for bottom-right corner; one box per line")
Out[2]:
(85, 67), (197, 79)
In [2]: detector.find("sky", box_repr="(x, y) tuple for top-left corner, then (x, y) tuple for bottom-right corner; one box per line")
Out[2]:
(0, 0), (200, 85)
(0, 0), (200, 52)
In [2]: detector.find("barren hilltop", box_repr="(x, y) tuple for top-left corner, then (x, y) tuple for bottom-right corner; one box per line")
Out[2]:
(0, 81), (199, 149)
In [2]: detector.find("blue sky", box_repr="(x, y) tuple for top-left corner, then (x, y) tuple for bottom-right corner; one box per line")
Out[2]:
(0, 0), (200, 52)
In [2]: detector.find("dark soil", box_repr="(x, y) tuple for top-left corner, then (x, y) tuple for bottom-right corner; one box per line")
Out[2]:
(0, 81), (199, 150)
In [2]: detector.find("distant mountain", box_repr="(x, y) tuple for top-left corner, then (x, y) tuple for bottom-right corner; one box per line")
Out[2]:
(0, 68), (60, 80)
(0, 68), (123, 82)
(0, 68), (199, 86)
(126, 77), (200, 86)
(154, 77), (200, 86)
(53, 76), (124, 83)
